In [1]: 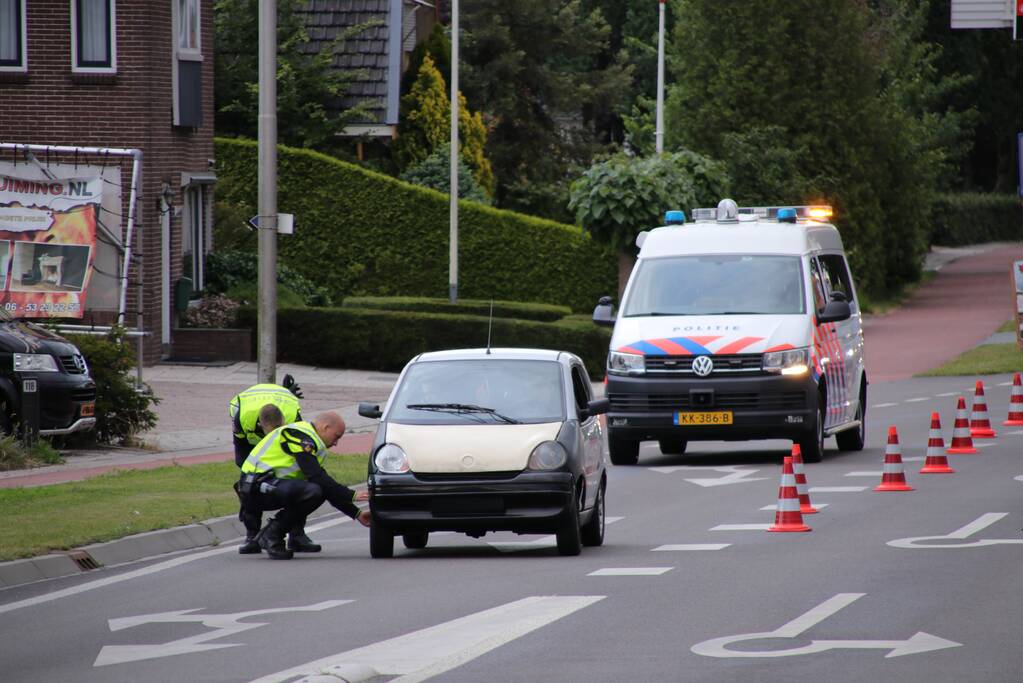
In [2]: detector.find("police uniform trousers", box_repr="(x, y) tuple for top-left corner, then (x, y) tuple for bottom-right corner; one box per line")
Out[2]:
(257, 478), (326, 531)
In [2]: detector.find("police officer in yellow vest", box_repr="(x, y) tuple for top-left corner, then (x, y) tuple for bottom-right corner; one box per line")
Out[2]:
(230, 376), (303, 554)
(240, 411), (370, 559)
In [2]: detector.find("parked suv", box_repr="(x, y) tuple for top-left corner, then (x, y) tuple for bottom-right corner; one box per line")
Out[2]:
(0, 309), (96, 436)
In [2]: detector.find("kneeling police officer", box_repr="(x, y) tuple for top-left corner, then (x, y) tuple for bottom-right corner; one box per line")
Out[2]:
(239, 410), (370, 559)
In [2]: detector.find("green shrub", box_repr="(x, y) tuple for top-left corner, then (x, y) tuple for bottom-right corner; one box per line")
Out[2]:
(0, 436), (63, 472)
(930, 194), (1023, 246)
(64, 329), (160, 445)
(237, 306), (611, 376)
(215, 138), (617, 311)
(341, 296), (572, 322)
(226, 281), (307, 309)
(205, 250), (333, 306)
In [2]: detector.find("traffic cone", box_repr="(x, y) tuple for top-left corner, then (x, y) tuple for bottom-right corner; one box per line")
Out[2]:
(969, 380), (997, 439)
(767, 456), (811, 532)
(789, 444), (818, 514)
(947, 397), (978, 454)
(875, 426), (914, 492)
(1003, 373), (1023, 426)
(920, 412), (955, 474)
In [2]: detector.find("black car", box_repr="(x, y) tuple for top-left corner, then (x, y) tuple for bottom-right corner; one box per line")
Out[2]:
(0, 311), (96, 436)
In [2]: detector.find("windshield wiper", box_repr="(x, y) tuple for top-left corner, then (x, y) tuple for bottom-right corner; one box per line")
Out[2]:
(406, 403), (521, 424)
(622, 311), (683, 317)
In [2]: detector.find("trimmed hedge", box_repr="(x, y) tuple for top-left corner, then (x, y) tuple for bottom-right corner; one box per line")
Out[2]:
(341, 296), (572, 322)
(930, 193), (1023, 246)
(216, 138), (617, 311)
(237, 307), (611, 376)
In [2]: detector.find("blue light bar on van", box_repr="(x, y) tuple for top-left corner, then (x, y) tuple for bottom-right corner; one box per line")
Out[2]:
(691, 203), (834, 223)
(665, 210), (686, 225)
(777, 208), (797, 223)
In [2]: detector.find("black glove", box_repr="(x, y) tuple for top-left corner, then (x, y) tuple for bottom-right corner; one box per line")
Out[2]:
(282, 373), (303, 399)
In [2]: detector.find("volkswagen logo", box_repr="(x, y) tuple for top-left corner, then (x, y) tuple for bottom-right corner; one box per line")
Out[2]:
(692, 356), (714, 377)
(73, 354), (88, 374)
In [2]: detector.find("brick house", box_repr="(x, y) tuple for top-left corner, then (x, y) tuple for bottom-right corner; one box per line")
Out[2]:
(0, 0), (216, 365)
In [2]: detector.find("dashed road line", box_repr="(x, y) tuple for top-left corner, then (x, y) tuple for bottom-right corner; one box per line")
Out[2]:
(652, 544), (730, 552)
(845, 471), (882, 477)
(936, 392), (958, 397)
(872, 403), (898, 408)
(975, 442), (996, 448)
(905, 397), (930, 403)
(761, 503), (829, 511)
(588, 567), (673, 576)
(809, 486), (868, 493)
(710, 524), (771, 531)
(1005, 430), (1023, 436)
(902, 456), (925, 462)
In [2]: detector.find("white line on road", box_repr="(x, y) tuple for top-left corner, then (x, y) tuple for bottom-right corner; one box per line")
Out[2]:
(872, 403), (898, 408)
(761, 503), (829, 511)
(974, 442), (996, 448)
(905, 397), (931, 403)
(887, 512), (1023, 549)
(1006, 430), (1023, 436)
(845, 471), (883, 477)
(652, 544), (730, 552)
(809, 486), (868, 493)
(588, 567), (673, 576)
(1014, 475), (1023, 482)
(902, 456), (925, 462)
(710, 524), (771, 531)
(998, 381), (1013, 387)
(936, 392), (958, 397)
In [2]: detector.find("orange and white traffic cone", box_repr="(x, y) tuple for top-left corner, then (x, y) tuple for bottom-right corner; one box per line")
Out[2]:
(920, 412), (955, 474)
(947, 396), (978, 454)
(969, 380), (997, 439)
(1004, 373), (1023, 426)
(767, 456), (811, 532)
(789, 444), (818, 514)
(875, 425), (914, 492)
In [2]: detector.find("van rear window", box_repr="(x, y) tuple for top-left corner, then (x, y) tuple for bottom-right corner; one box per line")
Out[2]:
(622, 255), (805, 317)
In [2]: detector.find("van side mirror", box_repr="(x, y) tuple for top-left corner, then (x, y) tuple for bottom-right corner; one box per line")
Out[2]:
(818, 300), (851, 325)
(592, 296), (615, 327)
(579, 397), (610, 420)
(358, 402), (382, 419)
(829, 291), (848, 303)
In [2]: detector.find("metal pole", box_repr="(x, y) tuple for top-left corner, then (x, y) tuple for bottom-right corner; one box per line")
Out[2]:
(655, 0), (666, 155)
(449, 0), (459, 303)
(257, 0), (278, 383)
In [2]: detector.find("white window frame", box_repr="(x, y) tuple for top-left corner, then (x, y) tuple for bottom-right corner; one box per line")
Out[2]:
(0, 0), (28, 72)
(182, 181), (212, 291)
(71, 0), (117, 74)
(172, 0), (203, 126)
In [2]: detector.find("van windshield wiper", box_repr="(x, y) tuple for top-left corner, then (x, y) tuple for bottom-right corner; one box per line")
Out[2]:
(623, 311), (682, 317)
(406, 403), (521, 424)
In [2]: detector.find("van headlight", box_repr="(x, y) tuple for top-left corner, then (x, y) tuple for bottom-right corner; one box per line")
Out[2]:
(13, 353), (58, 372)
(527, 441), (567, 470)
(374, 444), (410, 473)
(763, 347), (810, 376)
(608, 351), (645, 375)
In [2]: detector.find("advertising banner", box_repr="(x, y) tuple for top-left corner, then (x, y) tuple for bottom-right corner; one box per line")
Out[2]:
(0, 174), (101, 318)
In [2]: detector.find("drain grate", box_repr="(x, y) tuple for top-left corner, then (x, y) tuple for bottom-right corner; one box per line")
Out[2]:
(65, 550), (102, 571)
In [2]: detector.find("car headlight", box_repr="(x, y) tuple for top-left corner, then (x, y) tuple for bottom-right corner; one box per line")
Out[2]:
(374, 443), (410, 474)
(527, 441), (567, 470)
(763, 347), (810, 376)
(608, 350), (645, 376)
(13, 353), (58, 372)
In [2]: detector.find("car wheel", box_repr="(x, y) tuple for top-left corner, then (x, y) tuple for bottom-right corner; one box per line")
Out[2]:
(402, 531), (429, 550)
(580, 481), (605, 547)
(799, 393), (826, 463)
(836, 384), (866, 452)
(608, 436), (639, 465)
(556, 489), (583, 556)
(658, 439), (687, 456)
(369, 520), (394, 558)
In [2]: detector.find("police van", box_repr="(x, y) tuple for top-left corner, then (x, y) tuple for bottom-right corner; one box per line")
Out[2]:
(592, 199), (866, 464)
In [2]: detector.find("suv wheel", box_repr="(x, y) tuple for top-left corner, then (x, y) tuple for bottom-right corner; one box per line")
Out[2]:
(608, 436), (639, 465)
(799, 393), (826, 463)
(658, 439), (687, 456)
(836, 384), (866, 451)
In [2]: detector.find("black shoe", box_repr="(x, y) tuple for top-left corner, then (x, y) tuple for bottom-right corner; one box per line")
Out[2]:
(238, 537), (262, 555)
(257, 520), (294, 560)
(287, 531), (322, 553)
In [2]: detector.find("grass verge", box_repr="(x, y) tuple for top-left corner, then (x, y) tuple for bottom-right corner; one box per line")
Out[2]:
(0, 454), (367, 562)
(0, 437), (64, 472)
(919, 343), (1023, 377)
(998, 319), (1016, 333)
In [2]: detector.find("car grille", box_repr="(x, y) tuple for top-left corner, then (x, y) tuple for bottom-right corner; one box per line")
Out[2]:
(71, 388), (97, 402)
(608, 391), (806, 412)
(59, 355), (87, 374)
(644, 354), (763, 375)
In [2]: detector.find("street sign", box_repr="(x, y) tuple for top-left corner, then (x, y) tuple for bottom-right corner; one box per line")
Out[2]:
(248, 213), (295, 234)
(1014, 260), (1023, 349)
(951, 0), (1014, 29)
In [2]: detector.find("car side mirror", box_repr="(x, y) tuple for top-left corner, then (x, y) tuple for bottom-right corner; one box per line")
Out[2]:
(580, 397), (610, 420)
(592, 296), (615, 327)
(358, 402), (382, 419)
(817, 300), (851, 325)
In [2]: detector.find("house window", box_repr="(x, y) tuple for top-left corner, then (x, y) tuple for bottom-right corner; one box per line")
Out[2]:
(0, 0), (26, 71)
(72, 0), (116, 72)
(177, 0), (199, 52)
(172, 0), (202, 126)
(181, 184), (210, 290)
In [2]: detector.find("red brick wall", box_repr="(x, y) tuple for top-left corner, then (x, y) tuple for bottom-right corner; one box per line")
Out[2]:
(172, 327), (252, 363)
(0, 0), (216, 366)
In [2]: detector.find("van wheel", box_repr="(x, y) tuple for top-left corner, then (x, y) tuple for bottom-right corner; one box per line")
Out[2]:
(609, 437), (639, 465)
(658, 439), (687, 455)
(402, 531), (429, 549)
(836, 385), (866, 451)
(799, 395), (826, 463)
(369, 521), (394, 558)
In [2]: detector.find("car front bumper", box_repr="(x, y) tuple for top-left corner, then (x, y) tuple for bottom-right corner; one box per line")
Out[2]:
(22, 373), (97, 434)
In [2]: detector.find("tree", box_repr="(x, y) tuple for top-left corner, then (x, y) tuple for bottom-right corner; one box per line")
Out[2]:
(214, 0), (378, 151)
(400, 144), (491, 205)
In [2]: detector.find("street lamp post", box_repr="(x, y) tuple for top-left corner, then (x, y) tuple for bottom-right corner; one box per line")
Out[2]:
(655, 0), (666, 155)
(257, 0), (278, 383)
(449, 0), (460, 303)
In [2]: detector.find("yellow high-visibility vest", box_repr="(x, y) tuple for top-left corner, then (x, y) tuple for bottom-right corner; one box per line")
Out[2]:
(241, 421), (327, 480)
(229, 384), (301, 445)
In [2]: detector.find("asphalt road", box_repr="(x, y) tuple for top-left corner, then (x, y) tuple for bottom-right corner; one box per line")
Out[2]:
(3, 374), (1023, 682)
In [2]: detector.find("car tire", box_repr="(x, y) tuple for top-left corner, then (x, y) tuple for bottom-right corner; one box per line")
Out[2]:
(556, 489), (583, 556)
(608, 436), (639, 465)
(580, 481), (605, 547)
(402, 531), (429, 550)
(658, 439), (687, 456)
(836, 384), (866, 452)
(799, 393), (826, 463)
(369, 521), (394, 558)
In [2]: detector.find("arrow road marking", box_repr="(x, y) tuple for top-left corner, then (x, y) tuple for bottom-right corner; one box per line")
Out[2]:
(887, 513), (1023, 549)
(691, 593), (961, 659)
(648, 465), (767, 487)
(95, 600), (352, 666)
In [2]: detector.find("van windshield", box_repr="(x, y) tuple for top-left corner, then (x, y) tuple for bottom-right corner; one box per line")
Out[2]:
(622, 255), (805, 317)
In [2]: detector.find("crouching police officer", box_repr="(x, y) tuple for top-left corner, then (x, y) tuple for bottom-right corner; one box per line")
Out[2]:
(230, 376), (304, 554)
(239, 411), (370, 559)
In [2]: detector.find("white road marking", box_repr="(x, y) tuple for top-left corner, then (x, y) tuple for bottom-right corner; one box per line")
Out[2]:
(902, 456), (926, 462)
(845, 471), (883, 477)
(888, 512), (1023, 549)
(1014, 475), (1023, 482)
(761, 503), (829, 511)
(487, 536), (555, 553)
(975, 442), (996, 448)
(0, 515), (353, 615)
(249, 596), (604, 683)
(649, 465), (767, 487)
(936, 392), (958, 397)
(588, 567), (672, 576)
(710, 524), (771, 531)
(872, 403), (898, 408)
(809, 486), (868, 493)
(652, 544), (730, 552)
(905, 397), (931, 403)
(606, 516), (625, 525)
(998, 381), (1013, 387)
(1006, 430), (1023, 436)
(691, 593), (960, 658)
(95, 600), (352, 667)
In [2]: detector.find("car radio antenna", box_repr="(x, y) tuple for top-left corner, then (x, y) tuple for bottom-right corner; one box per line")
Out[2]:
(486, 299), (494, 355)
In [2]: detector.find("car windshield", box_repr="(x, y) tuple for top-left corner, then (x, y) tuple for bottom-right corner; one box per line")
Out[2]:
(388, 359), (565, 425)
(622, 255), (806, 316)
